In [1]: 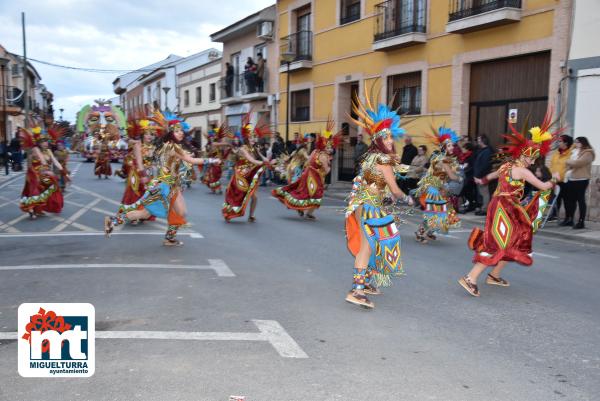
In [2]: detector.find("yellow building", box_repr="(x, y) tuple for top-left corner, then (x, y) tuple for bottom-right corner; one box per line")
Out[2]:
(276, 0), (571, 181)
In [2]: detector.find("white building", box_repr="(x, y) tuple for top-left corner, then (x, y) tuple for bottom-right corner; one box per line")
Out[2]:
(178, 52), (222, 146)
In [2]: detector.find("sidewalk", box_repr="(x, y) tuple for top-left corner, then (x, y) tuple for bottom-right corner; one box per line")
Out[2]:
(324, 186), (600, 246)
(0, 170), (24, 186)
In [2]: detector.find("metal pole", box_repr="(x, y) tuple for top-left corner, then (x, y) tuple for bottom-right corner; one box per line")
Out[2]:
(22, 12), (29, 129)
(1, 65), (6, 142)
(285, 61), (290, 143)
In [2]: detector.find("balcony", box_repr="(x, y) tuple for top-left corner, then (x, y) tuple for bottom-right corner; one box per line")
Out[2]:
(2, 86), (25, 115)
(446, 0), (522, 33)
(278, 31), (313, 73)
(372, 0), (427, 51)
(220, 72), (269, 105)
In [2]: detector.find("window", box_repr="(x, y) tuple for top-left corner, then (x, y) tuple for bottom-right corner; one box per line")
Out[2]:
(387, 71), (421, 115)
(340, 0), (361, 25)
(196, 87), (202, 104)
(146, 86), (151, 104)
(291, 89), (310, 122)
(184, 90), (190, 107)
(209, 83), (216, 102)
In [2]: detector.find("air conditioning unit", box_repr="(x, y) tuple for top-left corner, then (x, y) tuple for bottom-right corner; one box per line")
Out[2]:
(257, 21), (273, 40)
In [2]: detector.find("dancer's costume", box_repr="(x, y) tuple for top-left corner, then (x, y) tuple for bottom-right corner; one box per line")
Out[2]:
(107, 111), (218, 244)
(18, 127), (64, 216)
(119, 120), (157, 205)
(222, 116), (270, 221)
(345, 98), (407, 289)
(94, 141), (112, 177)
(52, 138), (70, 191)
(413, 127), (461, 242)
(469, 113), (559, 266)
(201, 128), (227, 193)
(272, 121), (340, 213)
(285, 141), (310, 184)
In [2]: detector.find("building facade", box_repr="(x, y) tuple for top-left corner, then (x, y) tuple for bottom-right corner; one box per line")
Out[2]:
(1, 45), (53, 141)
(211, 5), (278, 132)
(178, 56), (222, 146)
(275, 0), (572, 182)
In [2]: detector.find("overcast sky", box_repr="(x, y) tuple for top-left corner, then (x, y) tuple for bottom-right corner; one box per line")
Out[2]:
(0, 0), (274, 123)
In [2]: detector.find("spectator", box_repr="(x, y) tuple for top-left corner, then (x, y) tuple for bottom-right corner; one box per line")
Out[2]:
(524, 157), (552, 199)
(400, 136), (418, 165)
(244, 57), (257, 93)
(225, 62), (234, 97)
(256, 53), (265, 92)
(353, 133), (368, 174)
(271, 132), (285, 159)
(561, 136), (595, 229)
(548, 134), (573, 220)
(400, 144), (428, 194)
(459, 141), (477, 213)
(473, 134), (494, 216)
(9, 135), (22, 171)
(0, 140), (9, 175)
(286, 132), (300, 154)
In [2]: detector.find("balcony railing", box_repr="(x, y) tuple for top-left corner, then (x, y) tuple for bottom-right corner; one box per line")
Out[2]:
(448, 0), (522, 22)
(220, 72), (269, 100)
(279, 30), (313, 65)
(374, 0), (426, 42)
(1, 86), (25, 109)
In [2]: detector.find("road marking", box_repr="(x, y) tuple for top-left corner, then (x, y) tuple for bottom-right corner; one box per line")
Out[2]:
(50, 198), (101, 232)
(0, 230), (203, 238)
(0, 220), (20, 233)
(0, 259), (234, 276)
(533, 252), (559, 259)
(0, 319), (307, 358)
(71, 185), (121, 206)
(0, 173), (24, 190)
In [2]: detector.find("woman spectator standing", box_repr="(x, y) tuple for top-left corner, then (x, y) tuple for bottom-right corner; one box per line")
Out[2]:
(561, 137), (595, 229)
(399, 144), (428, 194)
(244, 57), (257, 93)
(548, 134), (573, 220)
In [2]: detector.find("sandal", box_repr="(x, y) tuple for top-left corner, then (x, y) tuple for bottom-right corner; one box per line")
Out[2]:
(104, 216), (113, 238)
(345, 291), (374, 309)
(415, 231), (428, 244)
(163, 239), (184, 247)
(426, 232), (437, 241)
(28, 211), (37, 220)
(297, 210), (305, 217)
(305, 214), (316, 221)
(486, 274), (510, 287)
(363, 284), (382, 296)
(458, 276), (480, 297)
(248, 216), (256, 223)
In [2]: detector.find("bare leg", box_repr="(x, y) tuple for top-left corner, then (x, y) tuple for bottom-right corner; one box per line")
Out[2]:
(466, 262), (489, 284)
(346, 206), (374, 308)
(306, 207), (316, 220)
(249, 194), (257, 219)
(489, 261), (508, 279)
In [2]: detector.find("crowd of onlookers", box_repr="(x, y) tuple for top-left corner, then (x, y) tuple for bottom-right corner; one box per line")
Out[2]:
(0, 135), (24, 175)
(224, 53), (266, 97)
(357, 132), (597, 229)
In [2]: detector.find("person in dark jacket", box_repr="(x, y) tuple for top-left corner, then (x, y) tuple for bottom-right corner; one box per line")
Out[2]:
(400, 136), (418, 165)
(473, 135), (494, 215)
(459, 141), (477, 213)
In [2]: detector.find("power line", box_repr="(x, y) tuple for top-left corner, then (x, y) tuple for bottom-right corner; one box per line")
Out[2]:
(22, 56), (160, 74)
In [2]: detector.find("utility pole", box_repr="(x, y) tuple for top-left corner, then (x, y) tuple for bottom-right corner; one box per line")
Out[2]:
(22, 12), (29, 128)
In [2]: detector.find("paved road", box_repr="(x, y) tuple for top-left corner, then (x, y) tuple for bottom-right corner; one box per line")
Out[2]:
(0, 157), (599, 401)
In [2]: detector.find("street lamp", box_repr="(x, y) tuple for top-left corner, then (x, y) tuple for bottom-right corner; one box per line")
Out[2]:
(0, 56), (9, 144)
(162, 87), (171, 111)
(281, 50), (295, 144)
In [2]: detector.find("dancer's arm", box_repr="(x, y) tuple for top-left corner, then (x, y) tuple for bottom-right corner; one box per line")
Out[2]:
(442, 161), (459, 180)
(474, 170), (499, 185)
(319, 152), (331, 175)
(512, 166), (557, 191)
(239, 147), (264, 166)
(379, 164), (413, 205)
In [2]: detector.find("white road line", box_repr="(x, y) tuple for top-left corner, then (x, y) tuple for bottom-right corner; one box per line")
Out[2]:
(71, 185), (121, 206)
(6, 213), (30, 227)
(0, 173), (24, 190)
(48, 215), (96, 232)
(50, 198), (101, 232)
(0, 231), (203, 238)
(0, 220), (20, 233)
(0, 320), (307, 358)
(0, 259), (234, 277)
(533, 252), (559, 259)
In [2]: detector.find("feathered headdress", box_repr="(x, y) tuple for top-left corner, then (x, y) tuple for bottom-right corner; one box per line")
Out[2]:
(351, 84), (405, 141)
(47, 124), (67, 144)
(502, 108), (564, 160)
(316, 117), (342, 152)
(240, 112), (271, 142)
(424, 125), (460, 148)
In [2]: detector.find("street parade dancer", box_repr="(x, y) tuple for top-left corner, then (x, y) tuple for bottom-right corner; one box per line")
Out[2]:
(413, 127), (462, 244)
(201, 126), (229, 194)
(94, 131), (113, 179)
(52, 129), (70, 192)
(222, 113), (271, 223)
(19, 125), (66, 219)
(105, 110), (220, 246)
(459, 110), (562, 297)
(344, 89), (413, 309)
(285, 134), (314, 184)
(116, 118), (158, 223)
(272, 119), (340, 220)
